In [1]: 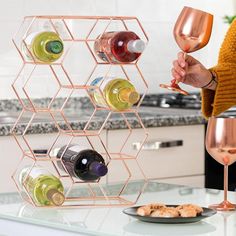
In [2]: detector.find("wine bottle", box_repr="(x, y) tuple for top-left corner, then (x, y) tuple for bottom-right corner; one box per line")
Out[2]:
(55, 145), (108, 181)
(89, 77), (140, 110)
(22, 31), (64, 63)
(19, 166), (65, 206)
(94, 31), (145, 63)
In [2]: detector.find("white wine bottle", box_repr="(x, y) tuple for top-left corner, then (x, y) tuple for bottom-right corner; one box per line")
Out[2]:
(22, 31), (64, 63)
(19, 166), (65, 206)
(94, 31), (145, 63)
(89, 77), (140, 110)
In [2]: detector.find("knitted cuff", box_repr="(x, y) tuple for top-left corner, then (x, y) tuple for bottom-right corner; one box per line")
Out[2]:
(201, 65), (236, 118)
(201, 88), (215, 118)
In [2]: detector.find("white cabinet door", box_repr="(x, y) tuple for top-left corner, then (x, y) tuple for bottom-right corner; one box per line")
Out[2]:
(107, 125), (205, 186)
(0, 133), (62, 193)
(1, 125), (205, 192)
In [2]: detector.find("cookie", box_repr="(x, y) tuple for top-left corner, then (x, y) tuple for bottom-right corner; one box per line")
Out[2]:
(136, 203), (203, 218)
(151, 207), (179, 218)
(176, 204), (203, 214)
(147, 203), (166, 210)
(137, 206), (152, 216)
(178, 208), (197, 217)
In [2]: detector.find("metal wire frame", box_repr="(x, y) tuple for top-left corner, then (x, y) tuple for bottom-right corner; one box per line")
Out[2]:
(11, 15), (149, 208)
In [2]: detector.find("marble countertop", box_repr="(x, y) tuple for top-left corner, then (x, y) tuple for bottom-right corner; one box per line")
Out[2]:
(0, 181), (235, 235)
(0, 107), (206, 136)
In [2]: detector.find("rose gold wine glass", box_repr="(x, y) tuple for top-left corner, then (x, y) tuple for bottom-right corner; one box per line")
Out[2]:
(160, 6), (213, 95)
(205, 117), (236, 211)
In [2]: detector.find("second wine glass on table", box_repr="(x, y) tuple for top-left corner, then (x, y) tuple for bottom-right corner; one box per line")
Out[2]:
(206, 117), (236, 211)
(159, 6), (213, 95)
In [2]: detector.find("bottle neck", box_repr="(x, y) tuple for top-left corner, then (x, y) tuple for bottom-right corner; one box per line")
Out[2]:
(45, 40), (63, 54)
(119, 88), (140, 105)
(46, 189), (65, 206)
(127, 39), (145, 53)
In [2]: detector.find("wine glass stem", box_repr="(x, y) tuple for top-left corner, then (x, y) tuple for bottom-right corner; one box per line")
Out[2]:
(183, 52), (187, 60)
(224, 165), (228, 201)
(175, 52), (187, 85)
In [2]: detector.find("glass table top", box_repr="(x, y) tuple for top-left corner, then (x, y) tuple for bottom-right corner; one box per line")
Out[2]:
(0, 181), (236, 235)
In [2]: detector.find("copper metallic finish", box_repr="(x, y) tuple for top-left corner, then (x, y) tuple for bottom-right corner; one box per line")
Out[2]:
(174, 6), (213, 53)
(160, 6), (213, 95)
(159, 83), (189, 96)
(11, 15), (149, 208)
(206, 117), (236, 211)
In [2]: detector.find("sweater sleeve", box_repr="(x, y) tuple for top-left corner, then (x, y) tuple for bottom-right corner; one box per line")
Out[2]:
(201, 19), (236, 118)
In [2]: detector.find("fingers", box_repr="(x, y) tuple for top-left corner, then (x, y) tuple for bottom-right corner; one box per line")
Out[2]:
(171, 68), (183, 83)
(172, 59), (186, 83)
(172, 52), (200, 84)
(172, 60), (186, 77)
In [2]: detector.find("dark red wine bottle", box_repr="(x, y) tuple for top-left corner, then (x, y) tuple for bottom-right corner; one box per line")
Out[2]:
(56, 145), (108, 181)
(94, 31), (145, 63)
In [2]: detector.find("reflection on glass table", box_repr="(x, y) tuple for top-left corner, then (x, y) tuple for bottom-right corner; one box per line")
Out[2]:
(123, 220), (216, 236)
(0, 181), (236, 235)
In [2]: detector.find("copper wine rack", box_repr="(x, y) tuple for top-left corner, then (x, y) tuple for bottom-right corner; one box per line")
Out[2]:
(11, 15), (149, 208)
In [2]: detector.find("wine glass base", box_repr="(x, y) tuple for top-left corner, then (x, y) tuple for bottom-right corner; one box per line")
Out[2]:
(159, 83), (189, 96)
(209, 201), (236, 211)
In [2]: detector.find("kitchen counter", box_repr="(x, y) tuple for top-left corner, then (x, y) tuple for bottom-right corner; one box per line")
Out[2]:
(0, 106), (205, 136)
(0, 181), (236, 235)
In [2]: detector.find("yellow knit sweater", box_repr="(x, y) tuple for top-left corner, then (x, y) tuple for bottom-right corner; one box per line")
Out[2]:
(201, 19), (236, 118)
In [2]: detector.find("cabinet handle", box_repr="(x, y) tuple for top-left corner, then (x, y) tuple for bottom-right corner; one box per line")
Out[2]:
(132, 140), (183, 150)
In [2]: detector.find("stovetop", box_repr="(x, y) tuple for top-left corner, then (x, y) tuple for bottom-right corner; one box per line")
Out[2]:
(141, 92), (201, 109)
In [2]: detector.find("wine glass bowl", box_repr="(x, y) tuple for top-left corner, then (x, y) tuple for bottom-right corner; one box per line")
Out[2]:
(205, 117), (236, 211)
(174, 6), (213, 53)
(159, 6), (213, 95)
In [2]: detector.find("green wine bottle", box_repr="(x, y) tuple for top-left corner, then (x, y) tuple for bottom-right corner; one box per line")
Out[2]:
(19, 166), (65, 206)
(23, 31), (64, 63)
(89, 77), (140, 110)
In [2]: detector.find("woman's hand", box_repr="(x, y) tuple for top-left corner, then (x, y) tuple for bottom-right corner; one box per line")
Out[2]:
(172, 52), (216, 90)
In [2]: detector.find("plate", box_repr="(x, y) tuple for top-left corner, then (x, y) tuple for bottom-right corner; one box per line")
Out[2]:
(123, 205), (217, 224)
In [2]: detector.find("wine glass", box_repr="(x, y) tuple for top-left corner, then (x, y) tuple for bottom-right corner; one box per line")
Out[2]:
(205, 117), (236, 211)
(160, 6), (213, 95)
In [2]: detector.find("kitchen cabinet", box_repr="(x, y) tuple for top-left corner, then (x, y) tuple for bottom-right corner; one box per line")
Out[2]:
(107, 125), (205, 187)
(0, 124), (205, 193)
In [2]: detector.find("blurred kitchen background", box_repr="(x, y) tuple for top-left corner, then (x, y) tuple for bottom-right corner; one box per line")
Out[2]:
(0, 0), (235, 194)
(0, 0), (234, 98)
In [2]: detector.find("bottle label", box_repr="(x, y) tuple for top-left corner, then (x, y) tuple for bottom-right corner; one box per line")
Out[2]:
(19, 166), (50, 184)
(97, 51), (109, 62)
(89, 76), (115, 108)
(67, 145), (85, 153)
(89, 77), (107, 107)
(90, 76), (103, 87)
(53, 145), (86, 157)
(56, 145), (88, 163)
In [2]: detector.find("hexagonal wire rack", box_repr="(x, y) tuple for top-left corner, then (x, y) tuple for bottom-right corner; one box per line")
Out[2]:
(11, 15), (149, 208)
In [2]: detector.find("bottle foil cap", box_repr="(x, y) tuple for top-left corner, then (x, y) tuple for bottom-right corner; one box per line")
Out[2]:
(127, 39), (145, 53)
(47, 189), (65, 206)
